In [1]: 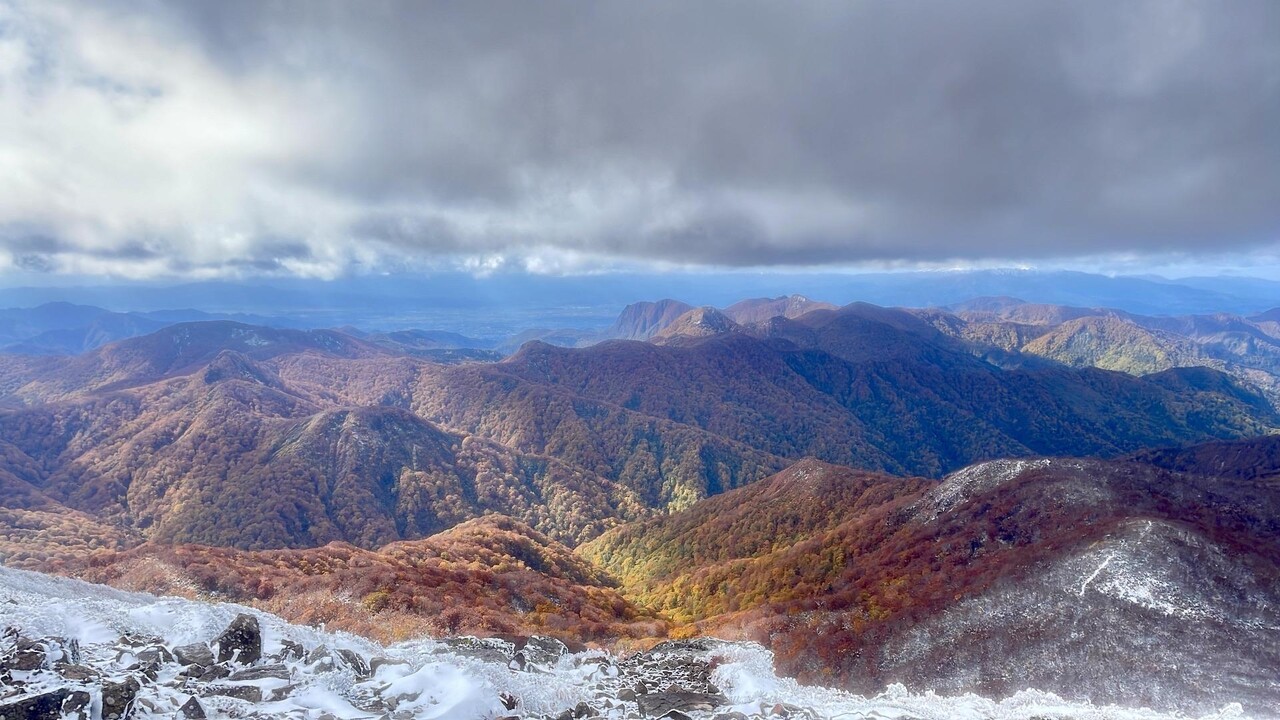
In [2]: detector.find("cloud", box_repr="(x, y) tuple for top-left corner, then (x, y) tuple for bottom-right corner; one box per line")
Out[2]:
(0, 0), (1276, 278)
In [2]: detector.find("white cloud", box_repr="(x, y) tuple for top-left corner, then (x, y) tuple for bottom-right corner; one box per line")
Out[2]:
(0, 0), (1275, 280)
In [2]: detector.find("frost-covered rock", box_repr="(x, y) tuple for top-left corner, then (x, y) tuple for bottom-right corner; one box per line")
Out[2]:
(0, 688), (72, 719)
(0, 566), (1263, 719)
(213, 613), (261, 665)
(100, 675), (139, 719)
(172, 643), (213, 668)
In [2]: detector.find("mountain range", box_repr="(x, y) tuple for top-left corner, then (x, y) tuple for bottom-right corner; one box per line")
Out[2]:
(2, 291), (1280, 715)
(2, 299), (1277, 550)
(5, 269), (1280, 320)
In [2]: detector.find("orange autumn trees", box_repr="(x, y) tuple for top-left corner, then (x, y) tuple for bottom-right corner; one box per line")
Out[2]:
(68, 515), (667, 646)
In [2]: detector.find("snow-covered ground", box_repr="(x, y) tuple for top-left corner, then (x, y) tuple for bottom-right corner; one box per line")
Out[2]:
(0, 566), (1259, 719)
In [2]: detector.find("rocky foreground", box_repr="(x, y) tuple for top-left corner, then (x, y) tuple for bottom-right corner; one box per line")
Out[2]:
(0, 615), (761, 720)
(0, 567), (1260, 720)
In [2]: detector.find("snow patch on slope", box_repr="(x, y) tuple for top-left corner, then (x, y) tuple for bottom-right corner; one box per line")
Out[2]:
(1072, 520), (1267, 623)
(919, 457), (1118, 522)
(881, 518), (1280, 717)
(922, 458), (1053, 519)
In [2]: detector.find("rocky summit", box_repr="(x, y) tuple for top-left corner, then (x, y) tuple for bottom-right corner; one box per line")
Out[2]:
(0, 609), (827, 720)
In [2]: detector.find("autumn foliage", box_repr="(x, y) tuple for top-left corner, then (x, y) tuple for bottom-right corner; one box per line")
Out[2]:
(55, 515), (667, 647)
(585, 455), (1280, 691)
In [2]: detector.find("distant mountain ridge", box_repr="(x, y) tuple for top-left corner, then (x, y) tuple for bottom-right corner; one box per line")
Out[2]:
(722, 295), (838, 324)
(2, 303), (1276, 556)
(1, 299), (1279, 549)
(604, 299), (694, 341)
(920, 296), (1280, 405)
(5, 269), (1280, 318)
(0, 302), (302, 356)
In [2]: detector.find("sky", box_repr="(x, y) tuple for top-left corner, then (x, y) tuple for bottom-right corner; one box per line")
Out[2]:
(0, 0), (1277, 282)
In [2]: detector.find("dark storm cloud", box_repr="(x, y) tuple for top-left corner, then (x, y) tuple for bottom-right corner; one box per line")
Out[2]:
(1, 0), (1277, 276)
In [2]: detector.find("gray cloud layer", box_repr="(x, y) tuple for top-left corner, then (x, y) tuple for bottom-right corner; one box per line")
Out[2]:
(0, 0), (1276, 277)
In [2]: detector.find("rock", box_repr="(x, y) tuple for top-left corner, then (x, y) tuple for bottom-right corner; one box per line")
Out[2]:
(8, 638), (47, 671)
(509, 651), (527, 672)
(180, 662), (230, 682)
(179, 696), (206, 719)
(436, 636), (515, 663)
(637, 691), (728, 717)
(205, 664), (232, 682)
(127, 658), (161, 682)
(204, 684), (264, 702)
(173, 643), (214, 667)
(214, 614), (262, 665)
(305, 645), (334, 669)
(228, 664), (290, 681)
(101, 676), (140, 720)
(117, 633), (163, 648)
(8, 649), (42, 671)
(276, 639), (305, 661)
(648, 639), (723, 654)
(0, 689), (70, 720)
(55, 662), (98, 681)
(619, 644), (723, 697)
(369, 656), (410, 675)
(136, 645), (174, 664)
(269, 684), (299, 701)
(524, 636), (570, 666)
(62, 690), (91, 720)
(574, 701), (598, 717)
(336, 648), (370, 678)
(58, 637), (81, 664)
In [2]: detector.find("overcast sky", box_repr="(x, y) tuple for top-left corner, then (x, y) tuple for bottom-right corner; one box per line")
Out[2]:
(0, 0), (1276, 280)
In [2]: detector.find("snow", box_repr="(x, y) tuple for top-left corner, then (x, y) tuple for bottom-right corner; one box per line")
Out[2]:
(1079, 552), (1116, 597)
(921, 458), (1053, 520)
(1069, 520), (1244, 622)
(708, 644), (1253, 720)
(377, 662), (496, 717)
(0, 566), (1265, 719)
(920, 457), (1119, 523)
(230, 327), (271, 347)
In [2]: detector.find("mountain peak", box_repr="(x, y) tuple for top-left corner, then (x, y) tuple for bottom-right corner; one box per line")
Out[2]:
(605, 299), (694, 341)
(723, 295), (837, 324)
(201, 349), (281, 388)
(653, 307), (741, 342)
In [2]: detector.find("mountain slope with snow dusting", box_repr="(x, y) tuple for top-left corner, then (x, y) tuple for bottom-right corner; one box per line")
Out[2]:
(588, 454), (1280, 716)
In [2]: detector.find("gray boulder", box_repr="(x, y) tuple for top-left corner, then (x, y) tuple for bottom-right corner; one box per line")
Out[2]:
(214, 614), (262, 665)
